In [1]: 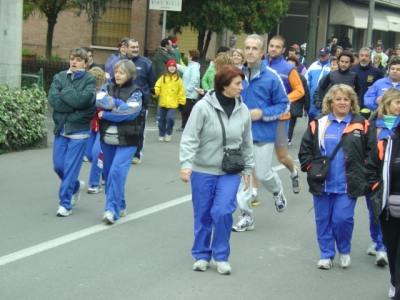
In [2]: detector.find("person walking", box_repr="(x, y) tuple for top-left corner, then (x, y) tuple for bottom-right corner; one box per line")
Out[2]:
(365, 88), (400, 269)
(366, 119), (400, 299)
(176, 49), (201, 132)
(97, 60), (143, 224)
(48, 48), (96, 217)
(152, 60), (186, 142)
(299, 84), (375, 270)
(180, 65), (254, 275)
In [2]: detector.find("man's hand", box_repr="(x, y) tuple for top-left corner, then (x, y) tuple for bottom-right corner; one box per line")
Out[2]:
(242, 174), (250, 191)
(249, 109), (263, 121)
(180, 168), (192, 182)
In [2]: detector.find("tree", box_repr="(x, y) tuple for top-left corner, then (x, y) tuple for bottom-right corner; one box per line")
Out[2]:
(165, 0), (290, 63)
(23, 0), (128, 60)
(305, 0), (320, 68)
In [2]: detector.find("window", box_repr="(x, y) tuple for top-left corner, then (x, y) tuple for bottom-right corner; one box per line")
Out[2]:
(92, 1), (132, 47)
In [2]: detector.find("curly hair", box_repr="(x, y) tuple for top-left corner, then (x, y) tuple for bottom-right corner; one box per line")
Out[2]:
(321, 84), (360, 115)
(214, 53), (235, 71)
(88, 67), (105, 88)
(377, 88), (400, 118)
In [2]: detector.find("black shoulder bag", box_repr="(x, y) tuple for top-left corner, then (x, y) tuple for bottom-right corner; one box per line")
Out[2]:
(307, 139), (344, 182)
(216, 109), (245, 174)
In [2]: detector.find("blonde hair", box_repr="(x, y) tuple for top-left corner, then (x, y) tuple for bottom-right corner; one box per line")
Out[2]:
(321, 84), (360, 115)
(377, 88), (400, 118)
(214, 53), (235, 71)
(88, 67), (105, 88)
(232, 49), (245, 62)
(374, 54), (382, 61)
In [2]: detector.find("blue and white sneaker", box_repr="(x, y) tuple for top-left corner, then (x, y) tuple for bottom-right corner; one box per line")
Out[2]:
(273, 189), (287, 212)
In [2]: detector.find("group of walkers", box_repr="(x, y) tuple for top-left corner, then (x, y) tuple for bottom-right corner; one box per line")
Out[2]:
(47, 33), (400, 299)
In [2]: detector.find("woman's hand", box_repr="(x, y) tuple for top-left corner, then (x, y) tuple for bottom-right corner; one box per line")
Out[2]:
(194, 88), (205, 95)
(98, 110), (104, 119)
(180, 169), (192, 182)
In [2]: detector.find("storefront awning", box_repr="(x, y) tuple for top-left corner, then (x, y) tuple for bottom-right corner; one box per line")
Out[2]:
(330, 0), (400, 32)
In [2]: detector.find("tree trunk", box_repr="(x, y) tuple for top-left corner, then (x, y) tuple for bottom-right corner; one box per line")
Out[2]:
(197, 30), (213, 66)
(305, 0), (320, 68)
(46, 15), (57, 60)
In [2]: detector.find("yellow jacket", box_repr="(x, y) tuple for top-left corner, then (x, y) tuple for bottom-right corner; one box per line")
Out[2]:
(153, 73), (186, 109)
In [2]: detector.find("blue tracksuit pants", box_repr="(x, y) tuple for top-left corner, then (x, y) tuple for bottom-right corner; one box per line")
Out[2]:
(313, 193), (356, 259)
(190, 171), (240, 262)
(366, 194), (386, 251)
(85, 131), (102, 186)
(53, 135), (88, 210)
(101, 143), (136, 220)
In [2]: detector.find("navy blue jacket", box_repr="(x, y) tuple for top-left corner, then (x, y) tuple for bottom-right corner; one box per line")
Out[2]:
(350, 64), (383, 108)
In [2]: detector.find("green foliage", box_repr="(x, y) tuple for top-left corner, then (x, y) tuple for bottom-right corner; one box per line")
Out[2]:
(22, 48), (35, 55)
(165, 0), (290, 62)
(0, 84), (47, 152)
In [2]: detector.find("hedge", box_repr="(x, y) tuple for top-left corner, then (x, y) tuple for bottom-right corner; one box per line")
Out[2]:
(0, 84), (47, 152)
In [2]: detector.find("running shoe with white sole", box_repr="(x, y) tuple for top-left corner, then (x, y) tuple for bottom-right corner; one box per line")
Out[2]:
(291, 166), (303, 194)
(87, 185), (102, 194)
(56, 206), (71, 217)
(376, 251), (388, 266)
(193, 260), (209, 271)
(367, 242), (377, 256)
(232, 215), (254, 232)
(102, 210), (114, 224)
(339, 254), (351, 268)
(273, 190), (287, 212)
(71, 180), (85, 206)
(317, 258), (333, 270)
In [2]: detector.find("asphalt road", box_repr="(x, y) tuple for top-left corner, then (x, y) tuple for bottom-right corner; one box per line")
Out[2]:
(0, 115), (390, 300)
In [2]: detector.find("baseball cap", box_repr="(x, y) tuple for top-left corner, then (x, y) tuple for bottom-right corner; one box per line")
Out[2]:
(290, 44), (300, 53)
(318, 47), (330, 56)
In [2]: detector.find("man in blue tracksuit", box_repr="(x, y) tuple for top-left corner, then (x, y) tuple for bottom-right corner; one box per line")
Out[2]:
(106, 38), (156, 164)
(48, 48), (96, 217)
(305, 47), (331, 122)
(232, 34), (290, 232)
(364, 59), (400, 111)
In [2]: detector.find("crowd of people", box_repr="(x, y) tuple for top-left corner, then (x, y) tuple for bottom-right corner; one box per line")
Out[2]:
(47, 33), (400, 298)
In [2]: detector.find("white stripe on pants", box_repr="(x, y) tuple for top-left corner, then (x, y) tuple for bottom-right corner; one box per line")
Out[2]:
(237, 142), (282, 215)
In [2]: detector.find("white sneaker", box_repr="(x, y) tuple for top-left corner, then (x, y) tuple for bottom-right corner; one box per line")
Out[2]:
(193, 260), (210, 271)
(232, 215), (254, 232)
(132, 157), (141, 164)
(164, 134), (171, 142)
(376, 251), (388, 266)
(102, 210), (114, 224)
(158, 137), (164, 142)
(339, 254), (351, 268)
(389, 286), (395, 299)
(56, 206), (71, 217)
(87, 185), (102, 194)
(83, 156), (89, 162)
(215, 261), (231, 275)
(71, 180), (85, 206)
(317, 258), (333, 270)
(119, 209), (127, 217)
(367, 242), (377, 256)
(273, 189), (287, 212)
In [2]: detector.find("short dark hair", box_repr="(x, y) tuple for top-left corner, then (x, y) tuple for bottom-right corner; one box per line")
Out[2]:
(214, 65), (245, 93)
(270, 35), (286, 47)
(389, 57), (400, 69)
(216, 46), (230, 54)
(188, 49), (200, 62)
(81, 47), (93, 55)
(161, 38), (170, 47)
(375, 44), (382, 49)
(338, 50), (355, 64)
(287, 55), (299, 66)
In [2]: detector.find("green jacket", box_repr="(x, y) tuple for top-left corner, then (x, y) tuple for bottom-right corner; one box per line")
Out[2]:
(48, 70), (96, 135)
(201, 66), (216, 91)
(153, 47), (176, 79)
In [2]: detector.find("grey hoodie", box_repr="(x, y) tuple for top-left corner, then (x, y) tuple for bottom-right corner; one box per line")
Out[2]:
(180, 91), (254, 175)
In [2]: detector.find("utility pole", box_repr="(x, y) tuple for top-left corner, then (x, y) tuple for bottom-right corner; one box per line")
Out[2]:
(366, 0), (375, 48)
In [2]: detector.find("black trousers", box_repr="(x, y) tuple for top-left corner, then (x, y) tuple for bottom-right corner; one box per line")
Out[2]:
(134, 109), (147, 159)
(380, 212), (400, 300)
(181, 99), (197, 128)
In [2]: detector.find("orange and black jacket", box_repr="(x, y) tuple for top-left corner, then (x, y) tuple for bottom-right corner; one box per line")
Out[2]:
(298, 113), (375, 196)
(365, 135), (400, 224)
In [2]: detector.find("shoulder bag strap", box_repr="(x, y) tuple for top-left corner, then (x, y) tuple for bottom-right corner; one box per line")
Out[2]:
(329, 138), (344, 160)
(216, 109), (226, 147)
